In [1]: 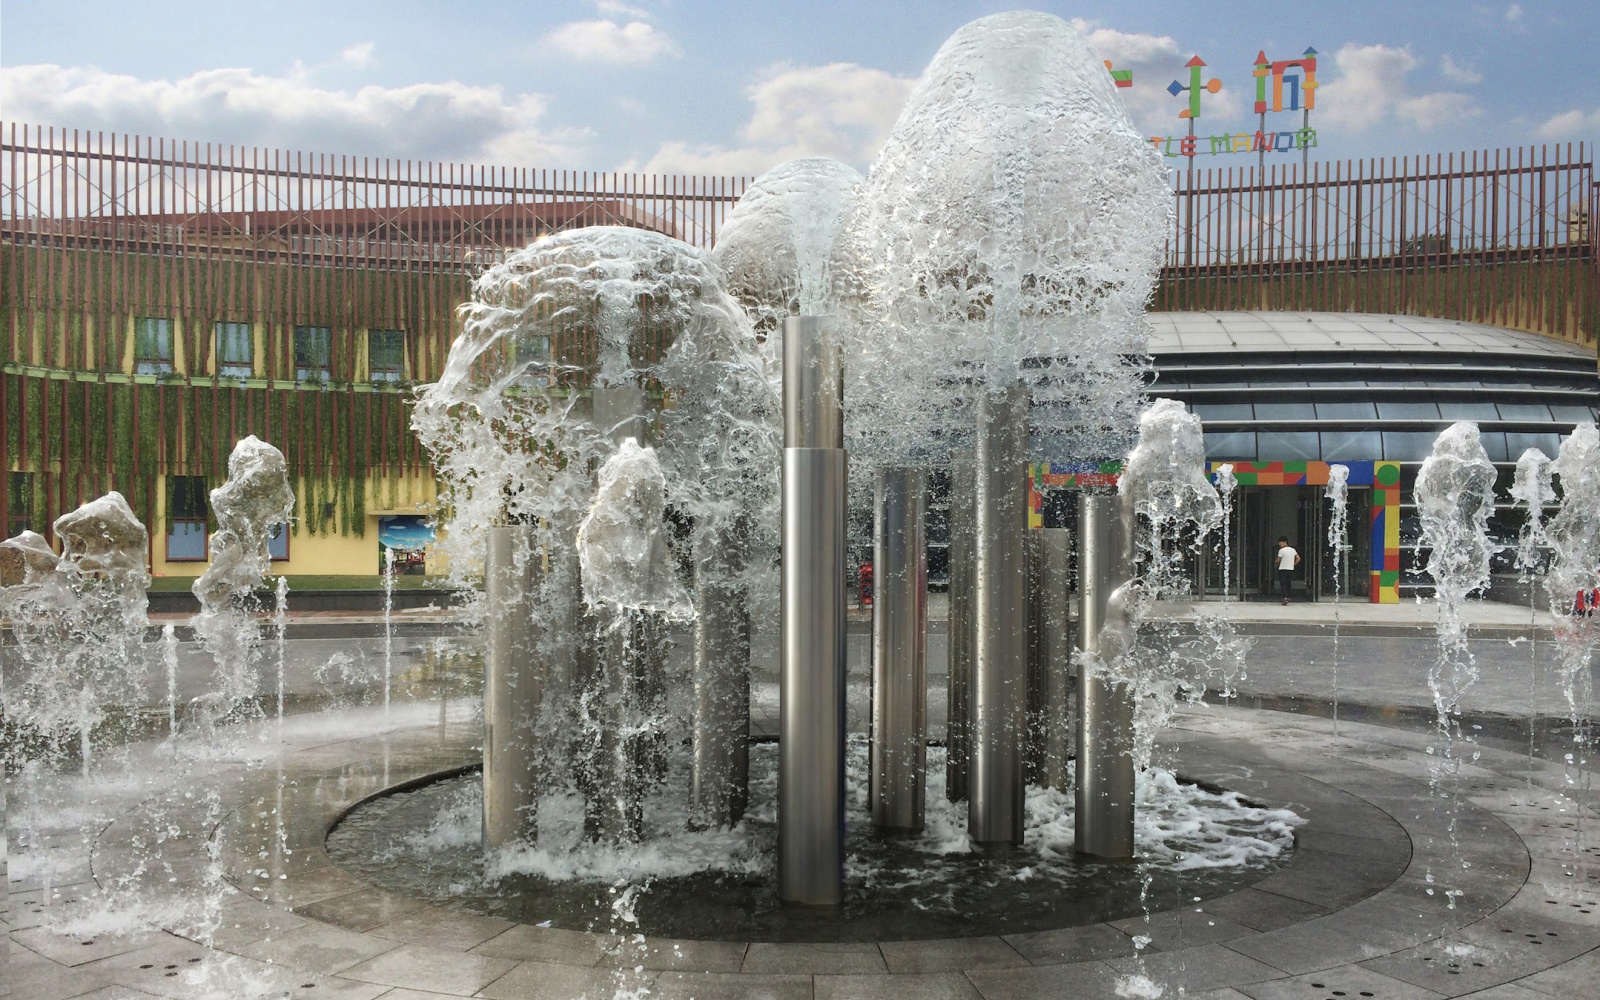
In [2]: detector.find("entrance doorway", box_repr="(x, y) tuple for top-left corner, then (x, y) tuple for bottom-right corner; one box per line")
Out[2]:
(1204, 486), (1369, 601)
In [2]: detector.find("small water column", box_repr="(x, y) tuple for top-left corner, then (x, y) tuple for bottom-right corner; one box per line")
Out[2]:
(779, 315), (848, 906)
(969, 382), (1030, 846)
(1035, 526), (1074, 790)
(1075, 490), (1135, 858)
(690, 513), (752, 829)
(871, 467), (927, 833)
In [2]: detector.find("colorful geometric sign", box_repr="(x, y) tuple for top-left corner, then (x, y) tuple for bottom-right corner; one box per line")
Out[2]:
(1254, 48), (1318, 113)
(1026, 461), (1122, 529)
(1104, 59), (1134, 88)
(1168, 55), (1223, 120)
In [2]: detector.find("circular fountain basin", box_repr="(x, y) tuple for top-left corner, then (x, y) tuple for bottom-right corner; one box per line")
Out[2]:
(326, 744), (1301, 943)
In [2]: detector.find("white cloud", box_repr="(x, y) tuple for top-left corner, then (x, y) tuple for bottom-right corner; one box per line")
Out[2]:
(341, 42), (375, 67)
(1439, 54), (1482, 85)
(1069, 19), (1243, 136)
(1537, 108), (1600, 139)
(1505, 3), (1524, 22)
(630, 62), (915, 175)
(587, 0), (651, 18)
(0, 63), (589, 165)
(1317, 44), (1480, 132)
(544, 19), (679, 65)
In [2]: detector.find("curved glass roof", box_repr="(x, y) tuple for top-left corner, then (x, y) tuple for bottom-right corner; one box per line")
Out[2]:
(1146, 311), (1595, 361)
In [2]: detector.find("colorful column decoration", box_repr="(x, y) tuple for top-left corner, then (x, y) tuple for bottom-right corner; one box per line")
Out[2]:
(1169, 56), (1223, 121)
(1372, 461), (1401, 604)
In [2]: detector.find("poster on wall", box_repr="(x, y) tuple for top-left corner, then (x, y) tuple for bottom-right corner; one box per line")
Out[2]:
(378, 515), (433, 576)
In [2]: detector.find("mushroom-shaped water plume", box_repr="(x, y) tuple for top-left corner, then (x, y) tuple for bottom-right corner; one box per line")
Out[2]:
(835, 10), (1169, 467)
(414, 225), (778, 844)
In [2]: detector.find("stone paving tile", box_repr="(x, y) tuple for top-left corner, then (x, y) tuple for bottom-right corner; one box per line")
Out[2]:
(964, 959), (1125, 1000)
(651, 970), (813, 1000)
(293, 888), (433, 932)
(596, 935), (749, 973)
(468, 924), (609, 966)
(366, 905), (516, 952)
(875, 936), (1028, 973)
(47, 989), (168, 1000)
(1001, 922), (1140, 965)
(1462, 986), (1565, 1000)
(1512, 947), (1600, 996)
(9, 926), (169, 968)
(817, 970), (982, 999)
(1356, 923), (1586, 999)
(1106, 944), (1283, 993)
(1233, 963), (1446, 1000)
(235, 920), (398, 976)
(250, 864), (371, 908)
(340, 942), (517, 995)
(1195, 888), (1333, 932)
(1292, 826), (1413, 863)
(742, 941), (887, 975)
(478, 961), (654, 999)
(1109, 907), (1257, 949)
(3, 943), (119, 1000)
(1223, 920), (1393, 974)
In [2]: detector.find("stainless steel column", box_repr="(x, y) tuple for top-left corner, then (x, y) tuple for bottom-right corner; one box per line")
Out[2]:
(946, 454), (975, 803)
(871, 467), (927, 833)
(969, 382), (1030, 846)
(1075, 493), (1135, 858)
(690, 515), (751, 829)
(779, 315), (847, 907)
(1037, 527), (1074, 791)
(483, 523), (541, 848)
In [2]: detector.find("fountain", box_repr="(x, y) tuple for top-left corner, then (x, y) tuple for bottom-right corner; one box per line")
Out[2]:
(8, 11), (1600, 1000)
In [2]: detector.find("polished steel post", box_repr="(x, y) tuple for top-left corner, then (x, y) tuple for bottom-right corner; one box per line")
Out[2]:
(1025, 529), (1044, 786)
(483, 523), (541, 848)
(779, 315), (847, 906)
(1075, 492), (1135, 858)
(871, 467), (927, 833)
(690, 515), (751, 829)
(1037, 527), (1074, 790)
(969, 382), (1030, 846)
(946, 454), (975, 802)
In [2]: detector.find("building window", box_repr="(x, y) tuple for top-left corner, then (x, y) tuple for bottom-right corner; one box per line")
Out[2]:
(7, 472), (35, 538)
(368, 329), (406, 383)
(294, 325), (332, 381)
(134, 317), (174, 374)
(216, 321), (253, 379)
(166, 476), (209, 561)
(267, 520), (289, 561)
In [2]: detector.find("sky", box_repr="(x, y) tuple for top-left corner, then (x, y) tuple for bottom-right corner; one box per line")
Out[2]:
(1, 0), (1595, 178)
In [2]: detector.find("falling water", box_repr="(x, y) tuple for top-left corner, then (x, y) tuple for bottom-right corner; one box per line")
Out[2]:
(1214, 464), (1236, 604)
(275, 575), (289, 730)
(1414, 421), (1497, 908)
(383, 546), (394, 721)
(163, 623), (179, 739)
(1511, 447), (1555, 771)
(1325, 464), (1350, 733)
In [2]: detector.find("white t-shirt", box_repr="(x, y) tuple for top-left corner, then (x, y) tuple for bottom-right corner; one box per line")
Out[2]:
(1276, 546), (1299, 571)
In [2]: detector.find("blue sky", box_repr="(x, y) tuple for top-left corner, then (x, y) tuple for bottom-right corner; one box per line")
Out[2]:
(2, 1), (1594, 176)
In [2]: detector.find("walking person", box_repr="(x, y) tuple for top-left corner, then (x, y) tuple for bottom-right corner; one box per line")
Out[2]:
(1275, 536), (1300, 605)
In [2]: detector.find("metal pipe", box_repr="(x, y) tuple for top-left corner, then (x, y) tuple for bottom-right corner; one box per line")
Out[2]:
(871, 467), (927, 833)
(483, 523), (541, 849)
(1025, 529), (1044, 786)
(945, 454), (975, 803)
(779, 315), (847, 907)
(1037, 527), (1074, 791)
(1075, 493), (1135, 858)
(969, 382), (1030, 846)
(690, 515), (751, 829)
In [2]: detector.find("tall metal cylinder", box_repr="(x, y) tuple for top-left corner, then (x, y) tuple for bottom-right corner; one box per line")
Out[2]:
(1037, 527), (1074, 791)
(483, 523), (542, 849)
(871, 467), (927, 833)
(779, 316), (847, 907)
(1075, 493), (1135, 858)
(1025, 529), (1044, 786)
(945, 454), (975, 803)
(969, 382), (1030, 846)
(691, 516), (751, 829)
